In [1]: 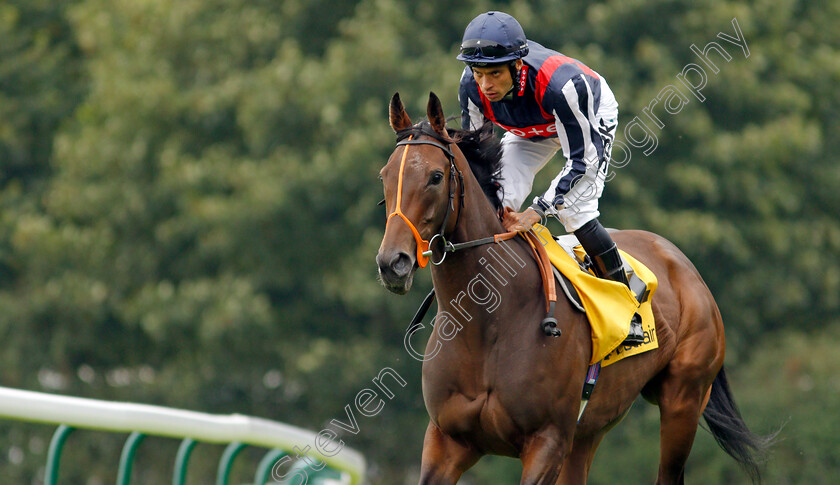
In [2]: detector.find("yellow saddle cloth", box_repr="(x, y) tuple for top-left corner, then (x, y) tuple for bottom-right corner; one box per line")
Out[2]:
(531, 224), (659, 367)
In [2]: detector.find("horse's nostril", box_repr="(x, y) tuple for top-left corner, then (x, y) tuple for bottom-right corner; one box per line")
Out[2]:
(391, 252), (412, 277)
(377, 251), (413, 280)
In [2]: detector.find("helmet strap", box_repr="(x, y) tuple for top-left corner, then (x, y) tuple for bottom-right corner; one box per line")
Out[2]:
(500, 62), (519, 101)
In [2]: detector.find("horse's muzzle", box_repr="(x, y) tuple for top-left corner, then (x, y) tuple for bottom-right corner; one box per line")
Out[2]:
(377, 250), (415, 294)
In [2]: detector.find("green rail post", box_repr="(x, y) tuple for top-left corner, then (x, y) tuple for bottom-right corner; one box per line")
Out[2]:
(45, 425), (75, 485)
(116, 432), (146, 485)
(0, 387), (364, 484)
(215, 441), (247, 485)
(253, 449), (289, 485)
(172, 438), (197, 485)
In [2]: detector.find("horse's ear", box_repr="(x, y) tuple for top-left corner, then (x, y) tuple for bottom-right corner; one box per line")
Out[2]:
(427, 91), (447, 136)
(389, 92), (412, 132)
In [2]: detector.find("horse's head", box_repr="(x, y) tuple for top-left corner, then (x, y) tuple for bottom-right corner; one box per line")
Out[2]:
(376, 92), (462, 294)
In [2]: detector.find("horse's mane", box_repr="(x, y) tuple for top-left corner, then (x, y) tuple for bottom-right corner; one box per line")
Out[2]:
(447, 121), (504, 211)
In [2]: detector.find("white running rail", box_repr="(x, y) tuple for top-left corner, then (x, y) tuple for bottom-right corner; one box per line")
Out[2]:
(0, 386), (366, 484)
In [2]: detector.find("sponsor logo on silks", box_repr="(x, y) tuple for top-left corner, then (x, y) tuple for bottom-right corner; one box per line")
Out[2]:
(518, 65), (529, 96)
(499, 121), (557, 138)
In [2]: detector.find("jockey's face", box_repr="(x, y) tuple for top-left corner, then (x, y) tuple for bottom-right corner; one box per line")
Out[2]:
(471, 60), (523, 102)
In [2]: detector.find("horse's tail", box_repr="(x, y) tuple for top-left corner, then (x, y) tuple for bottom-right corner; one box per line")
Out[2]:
(702, 366), (777, 484)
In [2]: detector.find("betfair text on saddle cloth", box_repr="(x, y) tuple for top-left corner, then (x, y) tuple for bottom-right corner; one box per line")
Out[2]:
(457, 11), (645, 345)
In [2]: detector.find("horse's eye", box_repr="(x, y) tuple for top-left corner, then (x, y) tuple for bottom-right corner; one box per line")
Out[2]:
(429, 171), (444, 186)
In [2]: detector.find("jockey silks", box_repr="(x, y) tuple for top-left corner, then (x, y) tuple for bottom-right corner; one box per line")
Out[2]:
(459, 41), (617, 221)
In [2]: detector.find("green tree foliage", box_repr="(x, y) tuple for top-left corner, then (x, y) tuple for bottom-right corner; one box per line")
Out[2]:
(0, 0), (85, 190)
(0, 0), (838, 483)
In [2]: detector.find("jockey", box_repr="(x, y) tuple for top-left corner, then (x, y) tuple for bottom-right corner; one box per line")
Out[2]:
(457, 11), (643, 345)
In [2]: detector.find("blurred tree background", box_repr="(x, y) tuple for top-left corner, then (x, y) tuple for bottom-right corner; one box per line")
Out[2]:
(1, 0), (838, 483)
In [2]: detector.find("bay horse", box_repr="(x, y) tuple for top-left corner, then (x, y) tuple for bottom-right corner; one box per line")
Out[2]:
(376, 92), (773, 484)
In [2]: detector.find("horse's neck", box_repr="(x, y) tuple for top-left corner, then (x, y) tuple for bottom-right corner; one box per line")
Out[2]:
(448, 155), (507, 245)
(429, 166), (542, 341)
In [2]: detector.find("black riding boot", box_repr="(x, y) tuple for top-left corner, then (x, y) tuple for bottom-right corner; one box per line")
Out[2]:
(574, 219), (645, 346)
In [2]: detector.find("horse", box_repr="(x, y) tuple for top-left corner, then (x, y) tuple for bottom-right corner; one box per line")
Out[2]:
(376, 92), (773, 484)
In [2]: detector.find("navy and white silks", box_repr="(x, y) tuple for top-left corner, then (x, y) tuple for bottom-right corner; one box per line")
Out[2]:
(459, 41), (618, 232)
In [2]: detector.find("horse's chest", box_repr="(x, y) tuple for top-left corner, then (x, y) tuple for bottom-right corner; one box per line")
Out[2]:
(421, 332), (568, 451)
(430, 388), (521, 454)
(424, 367), (548, 453)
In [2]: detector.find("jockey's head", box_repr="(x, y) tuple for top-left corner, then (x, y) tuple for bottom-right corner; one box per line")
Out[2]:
(457, 11), (529, 102)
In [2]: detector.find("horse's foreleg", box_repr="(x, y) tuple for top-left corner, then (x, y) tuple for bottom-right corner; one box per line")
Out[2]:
(519, 428), (570, 485)
(418, 422), (479, 485)
(554, 431), (606, 485)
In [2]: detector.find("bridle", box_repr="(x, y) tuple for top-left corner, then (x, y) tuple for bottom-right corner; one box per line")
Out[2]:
(385, 122), (560, 337)
(386, 123), (521, 268)
(386, 124), (464, 267)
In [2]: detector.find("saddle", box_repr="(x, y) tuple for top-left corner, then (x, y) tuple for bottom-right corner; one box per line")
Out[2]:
(530, 224), (659, 367)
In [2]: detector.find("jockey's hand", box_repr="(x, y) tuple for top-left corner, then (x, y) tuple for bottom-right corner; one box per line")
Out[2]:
(502, 208), (541, 232)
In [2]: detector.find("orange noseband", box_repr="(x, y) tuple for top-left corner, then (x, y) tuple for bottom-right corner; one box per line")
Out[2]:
(386, 135), (431, 268)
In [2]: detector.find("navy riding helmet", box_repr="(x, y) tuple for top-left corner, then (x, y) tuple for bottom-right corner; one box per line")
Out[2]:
(456, 11), (529, 66)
